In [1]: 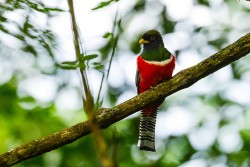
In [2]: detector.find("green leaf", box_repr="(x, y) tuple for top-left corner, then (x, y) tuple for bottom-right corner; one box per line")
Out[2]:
(0, 16), (7, 22)
(61, 61), (78, 65)
(103, 32), (113, 39)
(25, 1), (64, 14)
(92, 0), (118, 10)
(93, 62), (104, 71)
(22, 45), (37, 56)
(14, 34), (25, 41)
(0, 24), (10, 34)
(82, 54), (98, 61)
(22, 19), (33, 34)
(44, 7), (65, 13)
(19, 97), (36, 103)
(240, 129), (250, 142)
(56, 64), (78, 70)
(56, 61), (80, 70)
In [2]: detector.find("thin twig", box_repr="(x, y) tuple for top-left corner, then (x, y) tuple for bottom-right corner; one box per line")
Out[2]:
(67, 0), (93, 112)
(106, 10), (119, 79)
(66, 1), (113, 167)
(96, 9), (120, 109)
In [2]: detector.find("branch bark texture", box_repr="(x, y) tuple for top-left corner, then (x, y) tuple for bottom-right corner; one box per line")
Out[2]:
(0, 33), (250, 166)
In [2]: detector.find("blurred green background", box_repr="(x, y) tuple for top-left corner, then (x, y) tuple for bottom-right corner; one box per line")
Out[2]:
(1, 0), (250, 166)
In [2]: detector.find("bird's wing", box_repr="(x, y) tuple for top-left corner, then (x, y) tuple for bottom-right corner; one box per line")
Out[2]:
(135, 68), (140, 94)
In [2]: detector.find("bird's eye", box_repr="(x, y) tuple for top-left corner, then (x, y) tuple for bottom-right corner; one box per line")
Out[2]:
(150, 37), (155, 41)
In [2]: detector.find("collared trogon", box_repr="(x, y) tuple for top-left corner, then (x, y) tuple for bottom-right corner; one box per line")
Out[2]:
(136, 30), (176, 151)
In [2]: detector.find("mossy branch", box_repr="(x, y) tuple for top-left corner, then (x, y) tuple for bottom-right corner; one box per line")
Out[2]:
(0, 33), (250, 166)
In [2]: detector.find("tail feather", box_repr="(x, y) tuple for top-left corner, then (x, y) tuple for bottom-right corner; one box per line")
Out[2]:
(137, 111), (157, 152)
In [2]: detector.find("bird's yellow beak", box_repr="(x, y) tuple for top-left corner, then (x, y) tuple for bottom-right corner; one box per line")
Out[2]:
(139, 38), (149, 44)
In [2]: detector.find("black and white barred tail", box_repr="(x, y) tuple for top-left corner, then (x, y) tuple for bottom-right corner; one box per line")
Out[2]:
(137, 111), (157, 152)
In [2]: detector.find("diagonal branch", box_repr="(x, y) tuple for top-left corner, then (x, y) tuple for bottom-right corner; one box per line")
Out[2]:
(0, 32), (250, 166)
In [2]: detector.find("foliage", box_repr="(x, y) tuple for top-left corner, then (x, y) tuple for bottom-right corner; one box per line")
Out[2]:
(0, 0), (250, 167)
(92, 0), (119, 10)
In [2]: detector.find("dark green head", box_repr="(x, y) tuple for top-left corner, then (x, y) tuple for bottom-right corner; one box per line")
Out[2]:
(139, 30), (170, 61)
(139, 30), (164, 50)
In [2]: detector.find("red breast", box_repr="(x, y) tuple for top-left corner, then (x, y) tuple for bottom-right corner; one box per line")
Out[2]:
(137, 55), (175, 94)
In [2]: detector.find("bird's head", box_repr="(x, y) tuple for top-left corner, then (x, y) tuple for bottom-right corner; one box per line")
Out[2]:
(139, 30), (164, 49)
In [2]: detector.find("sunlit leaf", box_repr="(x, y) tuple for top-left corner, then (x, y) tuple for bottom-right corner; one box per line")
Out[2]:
(0, 15), (7, 22)
(61, 61), (78, 65)
(22, 45), (37, 56)
(56, 60), (87, 70)
(14, 34), (25, 41)
(0, 25), (10, 34)
(59, 61), (78, 69)
(103, 32), (113, 39)
(228, 151), (249, 166)
(82, 54), (98, 61)
(19, 97), (36, 103)
(56, 63), (78, 70)
(92, 0), (118, 10)
(240, 129), (250, 142)
(93, 62), (104, 71)
(197, 0), (209, 6)
(38, 36), (55, 57)
(22, 19), (33, 33)
(44, 7), (65, 13)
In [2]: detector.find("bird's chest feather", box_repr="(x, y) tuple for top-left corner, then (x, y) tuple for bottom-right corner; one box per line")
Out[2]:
(137, 55), (175, 93)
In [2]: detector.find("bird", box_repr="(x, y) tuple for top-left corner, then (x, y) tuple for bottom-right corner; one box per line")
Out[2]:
(136, 30), (176, 152)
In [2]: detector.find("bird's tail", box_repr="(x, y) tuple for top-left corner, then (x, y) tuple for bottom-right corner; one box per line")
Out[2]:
(137, 110), (157, 152)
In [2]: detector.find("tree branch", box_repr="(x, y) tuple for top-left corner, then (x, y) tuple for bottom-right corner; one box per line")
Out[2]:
(1, 33), (250, 166)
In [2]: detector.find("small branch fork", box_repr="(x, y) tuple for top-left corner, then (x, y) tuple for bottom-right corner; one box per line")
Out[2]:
(0, 33), (250, 166)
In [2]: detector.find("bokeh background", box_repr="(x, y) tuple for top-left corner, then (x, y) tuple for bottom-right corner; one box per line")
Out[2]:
(1, 0), (250, 166)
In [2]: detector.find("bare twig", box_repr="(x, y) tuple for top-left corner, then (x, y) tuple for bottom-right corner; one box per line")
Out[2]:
(0, 33), (250, 167)
(96, 10), (120, 109)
